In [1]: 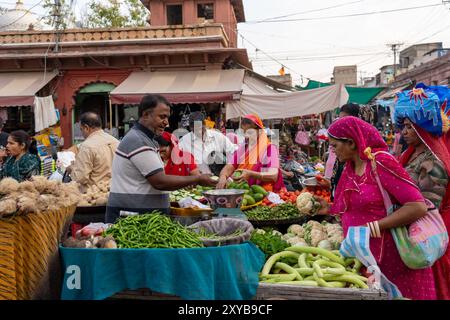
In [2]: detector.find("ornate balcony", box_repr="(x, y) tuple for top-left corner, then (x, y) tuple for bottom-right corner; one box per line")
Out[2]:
(0, 24), (230, 47)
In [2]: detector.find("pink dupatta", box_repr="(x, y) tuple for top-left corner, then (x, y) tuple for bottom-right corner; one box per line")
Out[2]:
(328, 116), (417, 215)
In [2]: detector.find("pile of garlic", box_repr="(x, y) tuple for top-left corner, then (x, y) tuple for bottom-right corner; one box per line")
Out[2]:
(0, 177), (81, 217)
(78, 180), (110, 207)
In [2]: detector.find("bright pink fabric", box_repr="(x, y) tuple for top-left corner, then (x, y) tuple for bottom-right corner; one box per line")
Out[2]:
(328, 117), (436, 300)
(231, 143), (285, 192)
(226, 132), (239, 145)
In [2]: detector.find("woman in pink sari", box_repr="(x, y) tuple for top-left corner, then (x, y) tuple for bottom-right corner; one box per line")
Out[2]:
(217, 114), (285, 192)
(317, 116), (436, 300)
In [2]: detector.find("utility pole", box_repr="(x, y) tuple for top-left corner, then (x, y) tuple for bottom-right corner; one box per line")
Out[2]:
(358, 70), (367, 86)
(53, 0), (62, 52)
(386, 43), (403, 78)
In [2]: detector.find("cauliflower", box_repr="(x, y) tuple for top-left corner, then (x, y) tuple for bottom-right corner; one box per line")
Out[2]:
(317, 239), (333, 250)
(282, 233), (296, 241)
(291, 238), (308, 247)
(296, 192), (321, 215)
(325, 223), (344, 249)
(255, 229), (266, 235)
(286, 236), (309, 247)
(305, 220), (324, 231)
(296, 192), (313, 214)
(271, 230), (283, 237)
(310, 228), (328, 247)
(303, 221), (327, 246)
(287, 224), (304, 237)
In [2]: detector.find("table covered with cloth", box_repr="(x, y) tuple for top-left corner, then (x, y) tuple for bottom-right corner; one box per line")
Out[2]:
(60, 242), (265, 300)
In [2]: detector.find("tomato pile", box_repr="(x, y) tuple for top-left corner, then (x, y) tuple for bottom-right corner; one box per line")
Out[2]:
(278, 188), (301, 204)
(261, 188), (300, 206)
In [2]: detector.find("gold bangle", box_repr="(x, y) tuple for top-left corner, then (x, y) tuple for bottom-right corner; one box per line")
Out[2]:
(374, 221), (381, 238)
(367, 221), (381, 238)
(367, 222), (375, 237)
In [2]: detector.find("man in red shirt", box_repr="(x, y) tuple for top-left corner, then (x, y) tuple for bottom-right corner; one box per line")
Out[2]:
(157, 131), (200, 176)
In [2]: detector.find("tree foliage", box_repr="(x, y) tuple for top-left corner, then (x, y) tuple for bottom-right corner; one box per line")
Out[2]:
(43, 0), (76, 29)
(42, 0), (149, 29)
(86, 0), (148, 28)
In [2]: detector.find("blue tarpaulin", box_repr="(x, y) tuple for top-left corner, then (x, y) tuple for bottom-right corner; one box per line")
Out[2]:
(60, 242), (265, 300)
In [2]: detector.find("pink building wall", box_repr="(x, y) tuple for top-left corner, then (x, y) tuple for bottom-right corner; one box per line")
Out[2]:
(148, 0), (238, 47)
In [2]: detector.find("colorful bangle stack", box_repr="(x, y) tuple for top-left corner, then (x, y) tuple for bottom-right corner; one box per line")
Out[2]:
(366, 221), (381, 238)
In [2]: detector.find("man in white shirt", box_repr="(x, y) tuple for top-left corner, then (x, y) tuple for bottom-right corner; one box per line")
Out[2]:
(178, 112), (237, 175)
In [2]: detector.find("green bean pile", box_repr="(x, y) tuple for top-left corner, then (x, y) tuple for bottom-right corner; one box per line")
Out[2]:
(104, 212), (204, 249)
(246, 203), (300, 220)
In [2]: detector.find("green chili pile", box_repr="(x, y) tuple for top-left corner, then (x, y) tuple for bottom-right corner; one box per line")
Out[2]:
(104, 211), (204, 249)
(246, 203), (300, 220)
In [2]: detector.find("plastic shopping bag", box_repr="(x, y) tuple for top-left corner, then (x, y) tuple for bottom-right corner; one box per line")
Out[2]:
(340, 226), (403, 299)
(48, 170), (63, 182)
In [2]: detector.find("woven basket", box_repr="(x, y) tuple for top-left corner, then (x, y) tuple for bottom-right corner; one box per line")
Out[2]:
(0, 205), (76, 300)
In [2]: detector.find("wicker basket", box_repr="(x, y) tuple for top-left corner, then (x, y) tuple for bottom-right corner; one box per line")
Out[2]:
(248, 216), (309, 228)
(0, 205), (76, 300)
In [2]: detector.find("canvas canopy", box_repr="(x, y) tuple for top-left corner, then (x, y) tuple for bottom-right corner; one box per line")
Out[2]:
(110, 69), (245, 104)
(226, 84), (349, 120)
(0, 71), (58, 107)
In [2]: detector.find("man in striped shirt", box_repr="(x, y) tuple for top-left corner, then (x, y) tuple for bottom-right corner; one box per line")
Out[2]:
(106, 94), (217, 223)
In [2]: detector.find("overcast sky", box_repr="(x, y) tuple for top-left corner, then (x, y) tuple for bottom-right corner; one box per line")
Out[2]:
(239, 0), (450, 86)
(3, 0), (450, 86)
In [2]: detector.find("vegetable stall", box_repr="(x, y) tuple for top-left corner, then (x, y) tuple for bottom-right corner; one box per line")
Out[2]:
(55, 170), (387, 301)
(0, 155), (388, 300)
(0, 177), (79, 300)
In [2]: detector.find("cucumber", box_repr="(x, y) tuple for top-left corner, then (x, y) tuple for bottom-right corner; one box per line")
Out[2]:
(228, 182), (237, 189)
(251, 185), (268, 196)
(253, 193), (264, 202)
(236, 182), (246, 189)
(244, 194), (256, 206)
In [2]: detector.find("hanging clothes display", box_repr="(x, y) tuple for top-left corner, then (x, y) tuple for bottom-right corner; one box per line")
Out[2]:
(0, 108), (8, 121)
(34, 96), (58, 132)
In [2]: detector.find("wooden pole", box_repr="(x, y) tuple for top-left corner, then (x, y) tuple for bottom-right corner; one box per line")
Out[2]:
(108, 95), (113, 131)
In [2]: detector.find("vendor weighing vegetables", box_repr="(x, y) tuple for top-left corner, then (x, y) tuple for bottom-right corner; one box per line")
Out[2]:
(217, 114), (285, 192)
(106, 95), (217, 223)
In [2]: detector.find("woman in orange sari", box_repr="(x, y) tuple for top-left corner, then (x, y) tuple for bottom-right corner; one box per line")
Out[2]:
(217, 114), (285, 192)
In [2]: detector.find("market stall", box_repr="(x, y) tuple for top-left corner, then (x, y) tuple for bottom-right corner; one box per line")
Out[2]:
(56, 173), (387, 300)
(225, 84), (349, 120)
(0, 177), (80, 300)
